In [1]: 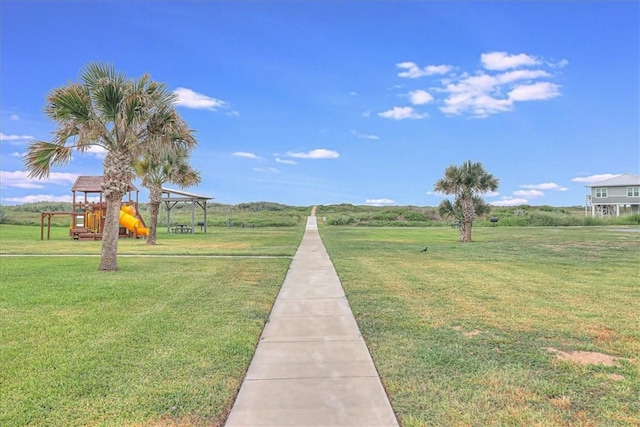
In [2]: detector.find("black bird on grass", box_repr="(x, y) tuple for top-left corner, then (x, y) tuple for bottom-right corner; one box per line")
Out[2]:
(420, 246), (428, 252)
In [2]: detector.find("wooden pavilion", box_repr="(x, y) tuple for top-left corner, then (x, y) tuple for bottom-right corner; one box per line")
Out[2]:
(161, 187), (213, 234)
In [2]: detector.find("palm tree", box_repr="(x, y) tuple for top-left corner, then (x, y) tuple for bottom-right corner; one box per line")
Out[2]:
(135, 148), (201, 245)
(434, 160), (498, 242)
(438, 196), (491, 242)
(24, 63), (196, 270)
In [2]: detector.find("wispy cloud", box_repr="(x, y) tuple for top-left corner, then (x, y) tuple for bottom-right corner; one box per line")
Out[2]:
(1, 132), (34, 141)
(253, 167), (280, 173)
(275, 157), (298, 165)
(173, 87), (227, 110)
(0, 170), (78, 189)
(514, 189), (545, 198)
(366, 198), (395, 206)
(3, 194), (74, 204)
(233, 151), (261, 159)
(521, 182), (568, 191)
(571, 174), (619, 184)
(10, 114), (20, 120)
(481, 51), (540, 70)
(379, 106), (427, 120)
(508, 82), (561, 101)
(396, 62), (453, 78)
(286, 149), (339, 159)
(490, 197), (529, 207)
(351, 130), (380, 140)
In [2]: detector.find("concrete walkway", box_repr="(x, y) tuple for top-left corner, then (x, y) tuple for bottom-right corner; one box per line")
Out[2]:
(225, 215), (398, 426)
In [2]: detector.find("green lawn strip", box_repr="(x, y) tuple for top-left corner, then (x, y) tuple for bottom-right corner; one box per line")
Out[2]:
(0, 224), (304, 256)
(319, 226), (640, 426)
(1, 256), (289, 426)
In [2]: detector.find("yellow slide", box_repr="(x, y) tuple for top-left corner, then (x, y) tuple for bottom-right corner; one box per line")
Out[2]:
(119, 205), (149, 237)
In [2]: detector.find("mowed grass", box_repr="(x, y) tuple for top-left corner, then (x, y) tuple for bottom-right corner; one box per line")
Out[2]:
(319, 226), (640, 426)
(0, 224), (303, 426)
(0, 224), (303, 256)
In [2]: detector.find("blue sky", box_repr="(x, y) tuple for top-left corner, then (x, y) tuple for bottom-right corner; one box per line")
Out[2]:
(1, 1), (638, 207)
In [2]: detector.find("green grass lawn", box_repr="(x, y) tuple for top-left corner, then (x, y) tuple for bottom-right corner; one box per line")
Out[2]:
(0, 224), (303, 426)
(2, 223), (639, 426)
(319, 226), (640, 426)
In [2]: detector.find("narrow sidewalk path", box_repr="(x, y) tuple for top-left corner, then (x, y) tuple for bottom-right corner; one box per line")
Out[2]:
(225, 214), (398, 426)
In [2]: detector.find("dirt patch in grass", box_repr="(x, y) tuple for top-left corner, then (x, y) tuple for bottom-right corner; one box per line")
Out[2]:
(589, 325), (616, 343)
(550, 396), (571, 411)
(453, 326), (482, 338)
(546, 347), (627, 366)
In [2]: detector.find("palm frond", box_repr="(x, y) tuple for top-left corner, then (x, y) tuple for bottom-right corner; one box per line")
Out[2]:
(24, 141), (73, 179)
(45, 84), (92, 122)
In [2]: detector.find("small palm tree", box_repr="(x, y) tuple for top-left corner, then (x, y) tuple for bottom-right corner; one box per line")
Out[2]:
(24, 63), (196, 270)
(135, 149), (201, 245)
(434, 160), (498, 242)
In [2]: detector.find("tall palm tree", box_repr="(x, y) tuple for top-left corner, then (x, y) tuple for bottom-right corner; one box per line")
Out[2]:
(134, 149), (201, 245)
(434, 160), (498, 242)
(24, 63), (196, 270)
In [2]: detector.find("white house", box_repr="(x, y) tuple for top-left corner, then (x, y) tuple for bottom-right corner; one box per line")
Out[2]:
(585, 174), (640, 217)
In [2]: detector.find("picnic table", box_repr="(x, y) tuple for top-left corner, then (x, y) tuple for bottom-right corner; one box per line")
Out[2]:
(171, 224), (193, 234)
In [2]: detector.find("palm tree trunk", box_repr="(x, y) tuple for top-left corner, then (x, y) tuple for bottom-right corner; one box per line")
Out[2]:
(99, 150), (134, 271)
(462, 221), (473, 242)
(146, 186), (162, 245)
(99, 194), (122, 270)
(460, 196), (475, 243)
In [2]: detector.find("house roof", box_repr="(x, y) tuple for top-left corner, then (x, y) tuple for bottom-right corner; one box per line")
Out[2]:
(71, 176), (138, 192)
(586, 174), (640, 187)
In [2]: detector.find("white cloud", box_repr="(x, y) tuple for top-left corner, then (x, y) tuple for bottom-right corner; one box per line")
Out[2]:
(409, 90), (434, 105)
(549, 59), (569, 69)
(497, 69), (551, 84)
(226, 111), (240, 117)
(1, 132), (34, 141)
(286, 149), (340, 159)
(349, 91), (358, 96)
(10, 114), (20, 120)
(275, 157), (298, 165)
(366, 198), (395, 206)
(83, 145), (108, 159)
(388, 51), (564, 118)
(351, 130), (380, 140)
(173, 87), (226, 110)
(11, 151), (25, 158)
(233, 151), (260, 159)
(490, 197), (530, 206)
(397, 62), (452, 78)
(426, 191), (447, 197)
(253, 167), (280, 173)
(571, 174), (619, 184)
(508, 82), (561, 101)
(521, 182), (568, 191)
(0, 170), (78, 189)
(514, 189), (545, 198)
(379, 106), (427, 120)
(3, 194), (74, 204)
(481, 51), (540, 70)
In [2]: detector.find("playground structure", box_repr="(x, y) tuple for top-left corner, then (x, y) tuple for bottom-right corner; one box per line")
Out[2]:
(40, 176), (149, 240)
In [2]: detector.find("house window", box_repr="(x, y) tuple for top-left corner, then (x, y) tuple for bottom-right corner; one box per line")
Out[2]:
(595, 188), (607, 198)
(628, 187), (640, 197)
